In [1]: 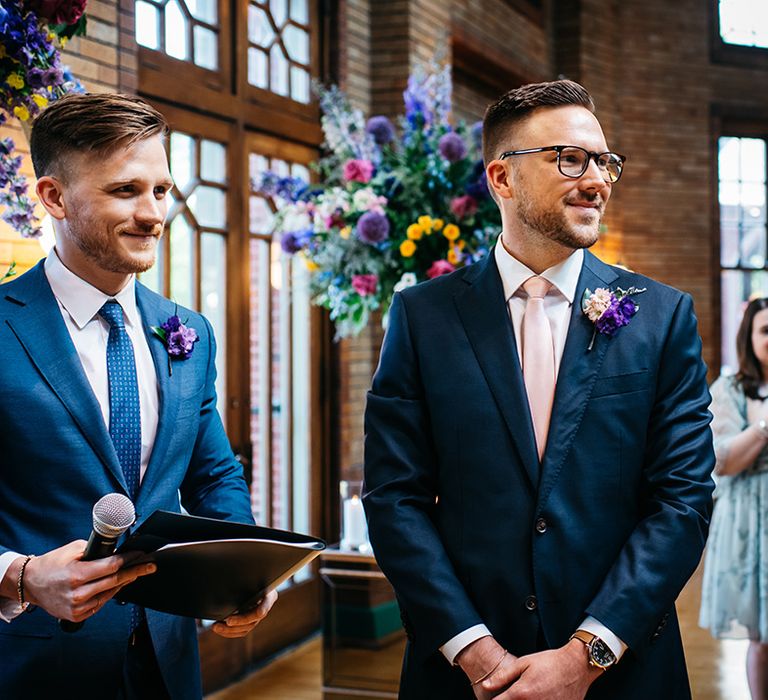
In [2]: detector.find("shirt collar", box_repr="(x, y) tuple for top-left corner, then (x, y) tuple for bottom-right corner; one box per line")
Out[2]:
(494, 234), (584, 305)
(44, 249), (140, 330)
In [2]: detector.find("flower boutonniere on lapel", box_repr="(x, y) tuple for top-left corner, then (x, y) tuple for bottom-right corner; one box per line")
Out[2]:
(150, 314), (200, 375)
(582, 286), (647, 351)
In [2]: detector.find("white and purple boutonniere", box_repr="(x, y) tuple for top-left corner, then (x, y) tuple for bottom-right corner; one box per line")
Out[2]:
(150, 315), (200, 374)
(582, 286), (646, 351)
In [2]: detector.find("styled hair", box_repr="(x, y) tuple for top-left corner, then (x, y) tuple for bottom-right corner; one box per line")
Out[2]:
(30, 93), (169, 179)
(482, 79), (595, 165)
(736, 297), (768, 399)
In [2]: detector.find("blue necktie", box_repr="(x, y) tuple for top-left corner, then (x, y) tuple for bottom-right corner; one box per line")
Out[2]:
(100, 301), (143, 633)
(100, 301), (141, 501)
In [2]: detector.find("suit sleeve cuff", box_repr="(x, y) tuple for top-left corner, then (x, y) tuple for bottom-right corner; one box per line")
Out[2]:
(578, 615), (627, 661)
(439, 624), (492, 665)
(0, 551), (25, 623)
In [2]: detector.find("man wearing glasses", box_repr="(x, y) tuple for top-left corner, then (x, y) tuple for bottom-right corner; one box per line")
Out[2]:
(364, 80), (715, 699)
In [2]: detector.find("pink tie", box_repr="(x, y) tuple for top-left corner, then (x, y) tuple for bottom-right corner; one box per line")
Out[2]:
(522, 276), (555, 460)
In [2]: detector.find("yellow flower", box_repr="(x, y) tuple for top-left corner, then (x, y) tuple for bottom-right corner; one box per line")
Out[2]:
(400, 240), (417, 257)
(407, 223), (423, 240)
(432, 218), (444, 232)
(447, 247), (461, 265)
(32, 94), (48, 109)
(456, 239), (466, 250)
(7, 73), (24, 90)
(443, 223), (460, 241)
(340, 226), (352, 239)
(13, 105), (30, 122)
(418, 215), (433, 231)
(59, 37), (69, 48)
(304, 258), (319, 271)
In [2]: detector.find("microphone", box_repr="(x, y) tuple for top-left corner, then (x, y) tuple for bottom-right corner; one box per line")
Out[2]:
(60, 493), (135, 633)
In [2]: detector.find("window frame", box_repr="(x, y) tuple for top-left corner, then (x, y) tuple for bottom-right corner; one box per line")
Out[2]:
(710, 0), (768, 69)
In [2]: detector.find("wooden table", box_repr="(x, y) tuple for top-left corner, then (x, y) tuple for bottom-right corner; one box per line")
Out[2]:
(319, 548), (405, 699)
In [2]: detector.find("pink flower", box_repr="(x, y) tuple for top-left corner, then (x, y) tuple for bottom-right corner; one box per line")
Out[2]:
(352, 273), (378, 296)
(28, 0), (87, 24)
(426, 260), (456, 279)
(343, 159), (374, 184)
(450, 194), (478, 220)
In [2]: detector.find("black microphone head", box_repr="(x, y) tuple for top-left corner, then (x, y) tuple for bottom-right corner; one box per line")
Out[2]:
(92, 493), (135, 538)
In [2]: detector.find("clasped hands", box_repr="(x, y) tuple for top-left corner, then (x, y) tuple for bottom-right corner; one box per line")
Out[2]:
(457, 635), (603, 700)
(4, 540), (277, 637)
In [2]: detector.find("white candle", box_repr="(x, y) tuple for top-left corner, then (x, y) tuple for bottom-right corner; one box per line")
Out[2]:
(342, 495), (368, 550)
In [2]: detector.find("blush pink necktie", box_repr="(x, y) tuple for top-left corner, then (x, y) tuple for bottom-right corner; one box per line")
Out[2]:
(522, 276), (555, 460)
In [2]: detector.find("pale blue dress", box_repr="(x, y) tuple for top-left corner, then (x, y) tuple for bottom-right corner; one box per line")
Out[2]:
(699, 375), (768, 641)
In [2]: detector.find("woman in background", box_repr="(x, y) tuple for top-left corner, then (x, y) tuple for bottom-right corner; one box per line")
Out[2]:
(700, 297), (768, 699)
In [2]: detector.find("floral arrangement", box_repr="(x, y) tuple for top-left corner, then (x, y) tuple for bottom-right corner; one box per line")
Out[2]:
(0, 0), (86, 239)
(582, 286), (646, 350)
(255, 63), (501, 339)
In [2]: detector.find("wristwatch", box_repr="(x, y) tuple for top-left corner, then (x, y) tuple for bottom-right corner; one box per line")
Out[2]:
(569, 630), (617, 670)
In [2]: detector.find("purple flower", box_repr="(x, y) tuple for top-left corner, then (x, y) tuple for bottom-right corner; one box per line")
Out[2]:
(438, 132), (467, 162)
(356, 211), (389, 244)
(156, 315), (199, 360)
(595, 296), (638, 337)
(281, 231), (304, 254)
(366, 116), (395, 145)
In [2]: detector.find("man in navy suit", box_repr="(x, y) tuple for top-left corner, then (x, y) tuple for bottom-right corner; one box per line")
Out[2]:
(0, 93), (276, 698)
(364, 80), (715, 699)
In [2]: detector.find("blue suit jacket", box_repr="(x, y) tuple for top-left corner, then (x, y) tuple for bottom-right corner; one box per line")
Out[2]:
(363, 250), (715, 699)
(0, 261), (253, 699)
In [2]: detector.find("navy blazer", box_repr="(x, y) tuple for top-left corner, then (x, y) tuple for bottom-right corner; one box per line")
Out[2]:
(364, 249), (715, 699)
(0, 261), (253, 699)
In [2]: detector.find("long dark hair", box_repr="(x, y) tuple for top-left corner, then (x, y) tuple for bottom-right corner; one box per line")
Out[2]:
(736, 297), (768, 399)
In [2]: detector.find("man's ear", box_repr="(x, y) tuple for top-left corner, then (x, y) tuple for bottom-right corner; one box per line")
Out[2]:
(36, 176), (66, 220)
(486, 160), (514, 200)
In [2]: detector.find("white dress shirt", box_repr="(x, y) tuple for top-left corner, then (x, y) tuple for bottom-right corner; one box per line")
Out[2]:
(439, 240), (627, 665)
(0, 249), (160, 621)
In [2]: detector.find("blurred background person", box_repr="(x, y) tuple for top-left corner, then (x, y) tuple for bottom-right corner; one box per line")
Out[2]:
(700, 297), (768, 700)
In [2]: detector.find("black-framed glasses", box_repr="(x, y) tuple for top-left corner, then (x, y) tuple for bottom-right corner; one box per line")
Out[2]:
(499, 145), (627, 183)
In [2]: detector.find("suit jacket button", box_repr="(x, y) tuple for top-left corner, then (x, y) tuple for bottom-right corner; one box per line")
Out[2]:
(535, 518), (547, 534)
(524, 595), (538, 611)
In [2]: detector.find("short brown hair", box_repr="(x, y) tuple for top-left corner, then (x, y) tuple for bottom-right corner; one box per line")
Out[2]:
(482, 79), (595, 165)
(30, 93), (169, 178)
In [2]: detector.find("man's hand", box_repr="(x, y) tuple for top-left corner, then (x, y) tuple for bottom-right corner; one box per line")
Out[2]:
(481, 638), (603, 700)
(212, 589), (278, 639)
(0, 540), (156, 622)
(456, 635), (518, 699)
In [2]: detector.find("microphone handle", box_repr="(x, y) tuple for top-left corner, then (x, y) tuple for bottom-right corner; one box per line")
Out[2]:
(59, 531), (119, 633)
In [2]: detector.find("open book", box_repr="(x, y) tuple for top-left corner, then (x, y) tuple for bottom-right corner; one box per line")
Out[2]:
(115, 510), (326, 620)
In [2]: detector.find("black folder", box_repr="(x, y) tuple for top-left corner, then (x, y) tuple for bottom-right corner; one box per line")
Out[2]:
(114, 510), (326, 620)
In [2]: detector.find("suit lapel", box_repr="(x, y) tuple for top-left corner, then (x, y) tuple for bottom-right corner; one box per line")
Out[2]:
(537, 251), (618, 505)
(135, 284), (182, 510)
(454, 252), (540, 489)
(3, 262), (127, 493)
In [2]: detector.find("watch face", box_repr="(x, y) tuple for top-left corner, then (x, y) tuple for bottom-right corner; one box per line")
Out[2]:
(589, 638), (617, 668)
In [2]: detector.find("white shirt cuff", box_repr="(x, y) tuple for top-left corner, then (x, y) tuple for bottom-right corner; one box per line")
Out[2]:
(440, 624), (491, 665)
(0, 551), (25, 623)
(578, 615), (627, 661)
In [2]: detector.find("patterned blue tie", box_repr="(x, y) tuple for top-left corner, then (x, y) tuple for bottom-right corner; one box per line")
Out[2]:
(100, 301), (141, 501)
(100, 301), (143, 633)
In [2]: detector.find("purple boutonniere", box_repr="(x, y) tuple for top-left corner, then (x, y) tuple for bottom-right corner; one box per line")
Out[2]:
(150, 314), (199, 375)
(582, 286), (646, 351)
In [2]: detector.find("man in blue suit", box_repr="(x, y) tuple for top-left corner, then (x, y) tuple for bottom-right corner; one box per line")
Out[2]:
(0, 93), (276, 698)
(364, 80), (715, 699)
